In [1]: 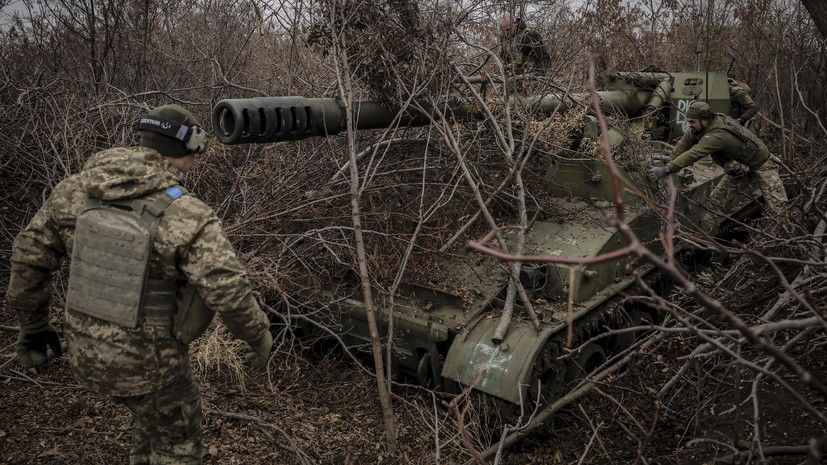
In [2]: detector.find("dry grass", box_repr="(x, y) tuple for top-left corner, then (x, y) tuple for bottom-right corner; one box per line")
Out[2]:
(191, 321), (249, 391)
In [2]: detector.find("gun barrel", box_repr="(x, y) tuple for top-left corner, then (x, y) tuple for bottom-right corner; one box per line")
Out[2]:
(213, 97), (404, 144)
(211, 88), (651, 145)
(507, 90), (649, 116)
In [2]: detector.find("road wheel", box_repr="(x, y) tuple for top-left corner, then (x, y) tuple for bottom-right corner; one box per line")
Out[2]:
(564, 342), (606, 388)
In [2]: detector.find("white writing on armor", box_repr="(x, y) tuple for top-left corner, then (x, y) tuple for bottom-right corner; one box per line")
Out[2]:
(676, 99), (696, 135)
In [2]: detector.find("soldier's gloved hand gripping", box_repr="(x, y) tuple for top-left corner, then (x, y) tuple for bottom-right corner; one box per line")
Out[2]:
(245, 330), (274, 368)
(648, 165), (670, 182)
(16, 316), (62, 369)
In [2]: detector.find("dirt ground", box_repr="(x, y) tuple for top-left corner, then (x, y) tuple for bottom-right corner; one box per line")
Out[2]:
(1, 282), (825, 465)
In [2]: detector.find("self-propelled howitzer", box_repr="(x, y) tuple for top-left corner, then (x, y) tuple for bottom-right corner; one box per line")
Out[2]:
(212, 69), (747, 407)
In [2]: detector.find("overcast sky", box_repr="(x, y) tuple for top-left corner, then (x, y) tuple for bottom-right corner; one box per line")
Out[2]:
(0, 0), (30, 30)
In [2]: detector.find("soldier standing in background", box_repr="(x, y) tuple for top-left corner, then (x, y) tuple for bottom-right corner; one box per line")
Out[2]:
(497, 12), (551, 75)
(648, 101), (787, 234)
(727, 75), (758, 125)
(7, 104), (273, 464)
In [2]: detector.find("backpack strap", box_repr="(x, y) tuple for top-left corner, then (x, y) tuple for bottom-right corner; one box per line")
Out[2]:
(145, 186), (188, 217)
(80, 185), (187, 217)
(140, 186), (190, 326)
(141, 186), (189, 219)
(134, 186), (189, 261)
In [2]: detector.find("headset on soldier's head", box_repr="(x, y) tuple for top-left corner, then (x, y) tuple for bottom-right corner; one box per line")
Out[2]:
(138, 115), (209, 154)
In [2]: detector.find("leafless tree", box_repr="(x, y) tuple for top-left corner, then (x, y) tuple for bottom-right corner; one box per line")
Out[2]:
(1, 0), (826, 463)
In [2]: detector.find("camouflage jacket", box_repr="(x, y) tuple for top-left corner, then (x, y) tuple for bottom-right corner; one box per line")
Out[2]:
(7, 147), (269, 396)
(728, 85), (758, 123)
(500, 20), (551, 74)
(667, 114), (770, 173)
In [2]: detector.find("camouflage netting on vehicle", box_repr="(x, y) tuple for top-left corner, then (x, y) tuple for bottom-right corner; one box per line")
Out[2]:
(306, 0), (455, 111)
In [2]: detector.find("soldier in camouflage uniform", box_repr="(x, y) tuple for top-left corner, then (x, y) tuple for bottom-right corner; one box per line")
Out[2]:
(498, 12), (551, 75)
(7, 104), (273, 464)
(727, 77), (758, 125)
(648, 101), (787, 234)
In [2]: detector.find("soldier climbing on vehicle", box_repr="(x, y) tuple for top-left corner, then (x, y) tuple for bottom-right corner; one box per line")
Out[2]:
(648, 101), (787, 234)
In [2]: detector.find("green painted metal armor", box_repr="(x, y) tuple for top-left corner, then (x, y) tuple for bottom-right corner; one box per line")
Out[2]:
(212, 68), (757, 406)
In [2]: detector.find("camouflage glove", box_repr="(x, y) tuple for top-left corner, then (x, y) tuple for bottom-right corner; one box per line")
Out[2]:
(16, 316), (62, 369)
(652, 155), (673, 163)
(648, 165), (670, 182)
(245, 331), (273, 369)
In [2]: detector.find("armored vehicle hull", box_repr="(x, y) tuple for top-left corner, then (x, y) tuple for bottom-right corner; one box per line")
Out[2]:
(295, 156), (726, 405)
(213, 68), (760, 406)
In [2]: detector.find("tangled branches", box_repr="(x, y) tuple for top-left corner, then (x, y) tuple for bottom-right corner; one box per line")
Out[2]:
(306, 0), (455, 110)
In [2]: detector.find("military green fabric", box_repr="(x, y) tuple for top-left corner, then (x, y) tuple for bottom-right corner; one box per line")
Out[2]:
(173, 282), (215, 344)
(8, 176), (86, 327)
(68, 199), (157, 327)
(734, 81), (752, 94)
(7, 146), (269, 397)
(685, 101), (711, 119)
(140, 104), (202, 158)
(728, 85), (758, 123)
(119, 370), (203, 465)
(667, 114), (770, 172)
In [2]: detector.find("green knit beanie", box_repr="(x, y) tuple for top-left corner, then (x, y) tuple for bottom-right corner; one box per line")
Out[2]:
(685, 101), (713, 120)
(139, 105), (202, 158)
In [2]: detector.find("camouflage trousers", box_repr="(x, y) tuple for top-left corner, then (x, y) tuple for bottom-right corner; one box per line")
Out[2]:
(701, 159), (788, 233)
(117, 369), (204, 465)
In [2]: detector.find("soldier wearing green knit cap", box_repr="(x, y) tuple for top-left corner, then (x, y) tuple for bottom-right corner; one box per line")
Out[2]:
(648, 101), (787, 234)
(8, 104), (273, 464)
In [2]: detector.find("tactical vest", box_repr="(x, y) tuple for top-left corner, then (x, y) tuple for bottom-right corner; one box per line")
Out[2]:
(709, 114), (768, 168)
(67, 186), (187, 328)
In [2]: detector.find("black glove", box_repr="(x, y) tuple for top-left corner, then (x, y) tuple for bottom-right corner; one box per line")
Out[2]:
(648, 165), (670, 182)
(16, 317), (62, 369)
(245, 331), (274, 369)
(652, 155), (673, 163)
